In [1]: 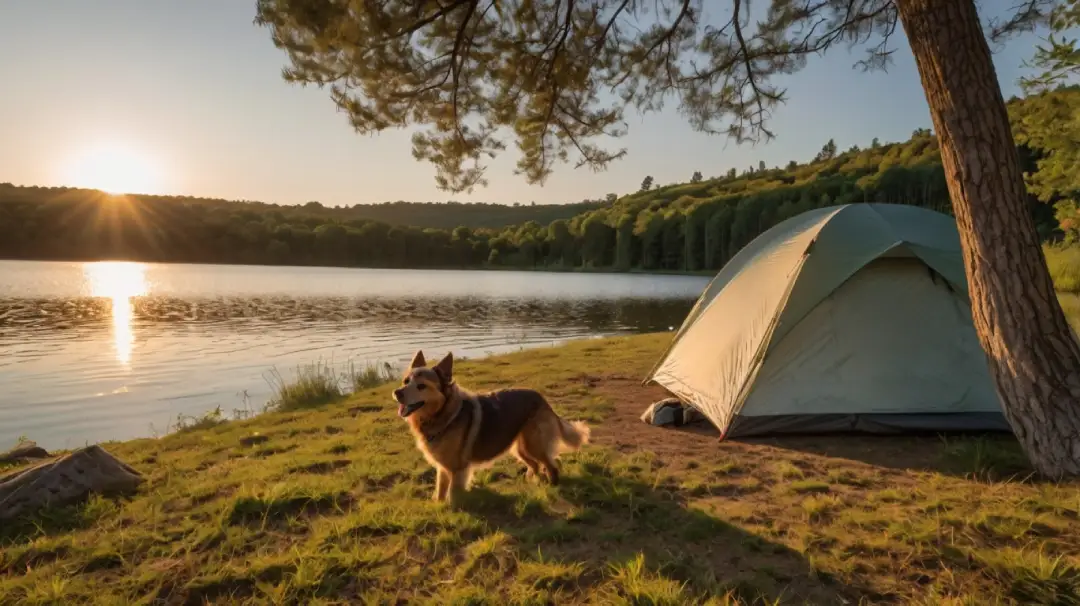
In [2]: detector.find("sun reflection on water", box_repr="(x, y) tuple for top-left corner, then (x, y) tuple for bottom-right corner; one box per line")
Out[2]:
(84, 262), (148, 367)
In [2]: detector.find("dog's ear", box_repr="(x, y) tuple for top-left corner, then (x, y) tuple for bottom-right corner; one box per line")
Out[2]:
(409, 350), (426, 369)
(433, 352), (453, 382)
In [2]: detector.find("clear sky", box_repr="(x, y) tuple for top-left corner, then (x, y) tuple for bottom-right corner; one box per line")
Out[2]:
(0, 1), (1056, 207)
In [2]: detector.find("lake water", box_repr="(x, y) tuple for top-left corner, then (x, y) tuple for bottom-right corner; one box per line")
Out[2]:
(0, 260), (708, 450)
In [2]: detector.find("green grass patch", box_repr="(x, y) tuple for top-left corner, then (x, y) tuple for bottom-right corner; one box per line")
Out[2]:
(266, 359), (400, 413)
(939, 435), (1033, 480)
(266, 361), (346, 412)
(345, 360), (399, 392)
(1045, 244), (1080, 294)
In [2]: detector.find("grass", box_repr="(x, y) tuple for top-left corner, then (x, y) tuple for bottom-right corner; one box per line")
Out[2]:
(1045, 244), (1080, 294)
(346, 360), (399, 392)
(265, 359), (400, 412)
(3, 333), (1080, 605)
(1044, 244), (1080, 331)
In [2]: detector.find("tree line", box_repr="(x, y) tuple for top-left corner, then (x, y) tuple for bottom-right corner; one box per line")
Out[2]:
(0, 86), (1075, 273)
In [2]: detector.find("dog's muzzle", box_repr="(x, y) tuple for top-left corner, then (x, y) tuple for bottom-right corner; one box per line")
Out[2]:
(393, 388), (424, 417)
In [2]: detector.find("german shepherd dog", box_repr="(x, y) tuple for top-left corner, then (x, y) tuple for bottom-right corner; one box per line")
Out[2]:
(392, 350), (590, 503)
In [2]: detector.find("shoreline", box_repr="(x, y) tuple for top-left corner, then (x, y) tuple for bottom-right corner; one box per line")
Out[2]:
(0, 332), (633, 453)
(0, 256), (718, 278)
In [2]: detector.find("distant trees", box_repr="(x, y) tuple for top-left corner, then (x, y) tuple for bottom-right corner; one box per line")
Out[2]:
(0, 87), (1072, 279)
(814, 139), (838, 162)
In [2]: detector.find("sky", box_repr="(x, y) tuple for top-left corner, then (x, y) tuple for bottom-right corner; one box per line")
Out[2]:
(0, 1), (1059, 207)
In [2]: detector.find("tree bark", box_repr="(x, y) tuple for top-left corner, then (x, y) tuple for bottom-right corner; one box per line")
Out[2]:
(895, 0), (1080, 478)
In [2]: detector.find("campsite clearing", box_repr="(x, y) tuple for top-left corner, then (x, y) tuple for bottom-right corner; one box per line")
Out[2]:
(1, 333), (1078, 605)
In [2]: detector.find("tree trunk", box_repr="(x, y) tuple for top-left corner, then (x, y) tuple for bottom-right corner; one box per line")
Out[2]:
(896, 0), (1080, 478)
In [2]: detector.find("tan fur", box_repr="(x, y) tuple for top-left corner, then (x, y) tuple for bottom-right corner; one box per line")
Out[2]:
(392, 350), (591, 503)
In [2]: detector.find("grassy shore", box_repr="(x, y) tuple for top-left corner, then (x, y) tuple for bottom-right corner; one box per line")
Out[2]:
(2, 334), (1079, 605)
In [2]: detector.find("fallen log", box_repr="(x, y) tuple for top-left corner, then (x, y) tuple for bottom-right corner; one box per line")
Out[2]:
(0, 440), (50, 464)
(0, 444), (144, 521)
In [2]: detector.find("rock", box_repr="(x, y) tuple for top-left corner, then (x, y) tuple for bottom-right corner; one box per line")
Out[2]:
(239, 434), (270, 447)
(0, 440), (50, 464)
(0, 445), (143, 521)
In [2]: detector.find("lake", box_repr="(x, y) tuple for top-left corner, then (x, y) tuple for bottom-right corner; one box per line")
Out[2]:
(0, 260), (709, 450)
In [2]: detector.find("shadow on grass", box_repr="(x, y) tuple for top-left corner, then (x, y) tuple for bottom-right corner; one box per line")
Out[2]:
(453, 463), (857, 604)
(739, 432), (1035, 481)
(666, 419), (1035, 482)
(0, 493), (120, 545)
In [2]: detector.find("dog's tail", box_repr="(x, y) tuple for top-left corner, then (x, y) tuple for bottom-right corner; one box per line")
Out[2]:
(557, 417), (591, 451)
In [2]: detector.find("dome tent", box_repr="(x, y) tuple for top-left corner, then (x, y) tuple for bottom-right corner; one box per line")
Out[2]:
(645, 203), (1011, 439)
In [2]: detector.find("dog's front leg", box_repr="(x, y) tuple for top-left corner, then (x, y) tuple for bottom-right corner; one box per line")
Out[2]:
(447, 468), (470, 504)
(434, 467), (451, 502)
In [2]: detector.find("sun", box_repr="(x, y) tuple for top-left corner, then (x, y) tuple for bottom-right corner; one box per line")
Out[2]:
(63, 143), (163, 195)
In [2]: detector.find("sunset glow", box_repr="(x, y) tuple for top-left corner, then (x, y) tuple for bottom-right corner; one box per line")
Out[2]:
(63, 143), (163, 195)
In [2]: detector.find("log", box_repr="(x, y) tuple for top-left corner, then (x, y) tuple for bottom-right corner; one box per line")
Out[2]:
(0, 445), (144, 521)
(0, 440), (50, 464)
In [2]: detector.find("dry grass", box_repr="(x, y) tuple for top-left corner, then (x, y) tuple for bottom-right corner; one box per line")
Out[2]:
(2, 334), (1079, 605)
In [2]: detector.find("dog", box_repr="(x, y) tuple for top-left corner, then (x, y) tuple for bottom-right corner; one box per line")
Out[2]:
(392, 349), (590, 503)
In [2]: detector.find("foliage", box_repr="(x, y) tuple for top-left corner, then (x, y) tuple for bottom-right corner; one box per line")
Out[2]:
(254, 0), (1061, 193)
(814, 139), (838, 163)
(1010, 85), (1080, 220)
(1021, 0), (1080, 93)
(1, 86), (1076, 273)
(3, 335), (1080, 604)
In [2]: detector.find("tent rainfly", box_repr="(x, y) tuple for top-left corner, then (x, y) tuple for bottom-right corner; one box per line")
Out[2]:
(646, 203), (1012, 439)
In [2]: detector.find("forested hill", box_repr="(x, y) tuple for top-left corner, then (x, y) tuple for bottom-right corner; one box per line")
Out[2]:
(0, 186), (604, 230)
(1, 86), (1076, 272)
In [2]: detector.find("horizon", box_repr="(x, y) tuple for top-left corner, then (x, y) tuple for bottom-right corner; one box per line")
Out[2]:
(0, 1), (1058, 208)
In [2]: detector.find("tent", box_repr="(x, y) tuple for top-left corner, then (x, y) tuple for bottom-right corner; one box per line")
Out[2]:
(645, 203), (1011, 439)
